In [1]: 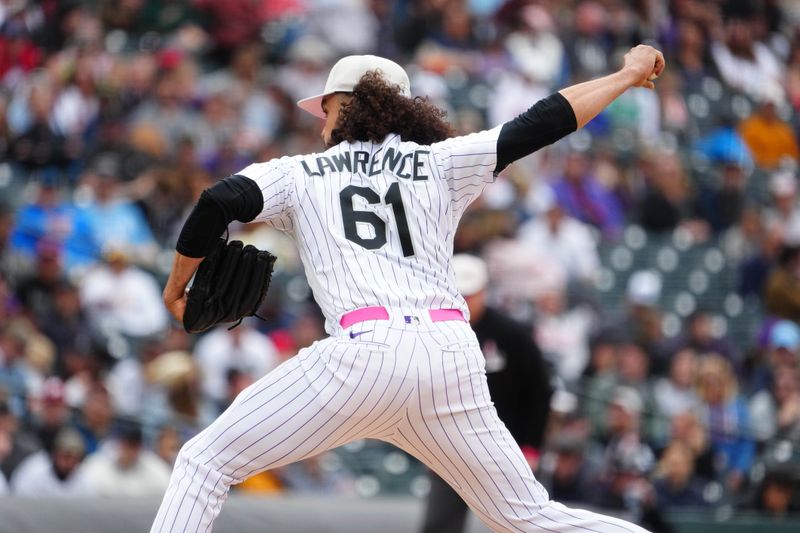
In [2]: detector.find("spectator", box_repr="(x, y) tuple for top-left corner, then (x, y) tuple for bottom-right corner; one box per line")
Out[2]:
(711, 15), (784, 103)
(551, 151), (623, 237)
(14, 242), (66, 322)
(654, 348), (701, 419)
(78, 157), (158, 267)
(749, 363), (800, 443)
(616, 339), (665, 443)
(134, 163), (204, 247)
(26, 376), (70, 455)
(564, 1), (614, 80)
(665, 310), (739, 372)
(0, 17), (42, 82)
(80, 420), (171, 497)
(739, 98), (799, 170)
(694, 162), (746, 235)
(192, 322), (280, 409)
(764, 246), (800, 322)
(0, 325), (34, 417)
(128, 69), (203, 154)
(763, 170), (800, 245)
(737, 215), (783, 299)
(607, 270), (671, 370)
(79, 248), (168, 340)
(595, 388), (666, 529)
(154, 425), (181, 467)
(8, 80), (78, 172)
(692, 115), (753, 169)
(533, 266), (595, 384)
(193, 0), (270, 61)
(506, 5), (563, 82)
(9, 427), (91, 496)
(751, 464), (800, 517)
(144, 350), (211, 439)
(604, 387), (650, 450)
(0, 395), (40, 478)
(539, 427), (597, 505)
(749, 320), (800, 397)
(73, 384), (114, 455)
(52, 56), (100, 138)
(38, 281), (93, 378)
(655, 70), (690, 138)
(673, 20), (714, 92)
(105, 337), (181, 420)
(518, 186), (600, 284)
(696, 355), (755, 492)
(637, 152), (708, 239)
(10, 181), (98, 270)
(483, 238), (564, 320)
(669, 412), (715, 482)
(0, 205), (30, 286)
(652, 441), (710, 509)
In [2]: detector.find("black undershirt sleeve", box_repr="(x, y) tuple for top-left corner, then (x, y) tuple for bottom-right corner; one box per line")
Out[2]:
(494, 92), (578, 175)
(176, 174), (263, 258)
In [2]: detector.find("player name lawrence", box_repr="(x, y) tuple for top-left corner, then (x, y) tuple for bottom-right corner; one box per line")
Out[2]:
(301, 148), (431, 181)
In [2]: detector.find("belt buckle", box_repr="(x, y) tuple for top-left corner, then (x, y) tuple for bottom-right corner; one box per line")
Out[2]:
(404, 315), (420, 325)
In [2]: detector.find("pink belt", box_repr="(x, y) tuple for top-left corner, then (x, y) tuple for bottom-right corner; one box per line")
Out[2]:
(339, 306), (466, 329)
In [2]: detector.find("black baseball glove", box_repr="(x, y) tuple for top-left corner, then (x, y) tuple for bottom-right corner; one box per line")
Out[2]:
(183, 238), (277, 334)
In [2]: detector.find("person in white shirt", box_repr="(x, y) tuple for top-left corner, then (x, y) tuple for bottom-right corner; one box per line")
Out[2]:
(763, 169), (800, 245)
(192, 321), (279, 406)
(10, 427), (92, 497)
(79, 249), (168, 340)
(81, 421), (170, 497)
(519, 185), (600, 283)
(653, 348), (701, 419)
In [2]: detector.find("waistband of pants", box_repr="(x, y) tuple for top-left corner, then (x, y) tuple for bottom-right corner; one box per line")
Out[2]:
(339, 306), (466, 329)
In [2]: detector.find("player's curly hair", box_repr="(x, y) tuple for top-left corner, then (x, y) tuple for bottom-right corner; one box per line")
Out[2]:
(330, 70), (455, 146)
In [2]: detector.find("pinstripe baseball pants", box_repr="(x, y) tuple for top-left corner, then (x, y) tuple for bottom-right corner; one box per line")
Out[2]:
(150, 310), (649, 533)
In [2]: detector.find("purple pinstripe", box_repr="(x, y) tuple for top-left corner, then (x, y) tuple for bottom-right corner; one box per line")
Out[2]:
(150, 314), (652, 533)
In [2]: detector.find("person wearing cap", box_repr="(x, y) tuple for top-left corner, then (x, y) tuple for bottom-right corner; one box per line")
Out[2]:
(420, 254), (552, 533)
(594, 387), (674, 530)
(763, 170), (800, 245)
(26, 376), (71, 454)
(749, 320), (800, 441)
(765, 320), (800, 370)
(79, 241), (169, 341)
(155, 45), (665, 532)
(9, 426), (92, 496)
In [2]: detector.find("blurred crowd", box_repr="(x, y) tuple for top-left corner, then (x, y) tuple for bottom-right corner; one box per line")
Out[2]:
(1, 0), (800, 526)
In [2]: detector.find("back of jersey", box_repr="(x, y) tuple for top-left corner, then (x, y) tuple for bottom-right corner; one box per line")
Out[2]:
(238, 127), (502, 333)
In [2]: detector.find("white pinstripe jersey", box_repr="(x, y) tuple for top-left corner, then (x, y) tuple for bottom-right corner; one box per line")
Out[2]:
(237, 127), (502, 333)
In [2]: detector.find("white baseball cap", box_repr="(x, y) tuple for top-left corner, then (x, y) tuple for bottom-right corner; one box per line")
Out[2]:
(769, 169), (797, 197)
(453, 254), (489, 296)
(297, 55), (411, 119)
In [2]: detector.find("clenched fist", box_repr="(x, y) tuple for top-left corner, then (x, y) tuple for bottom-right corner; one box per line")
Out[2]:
(622, 45), (666, 90)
